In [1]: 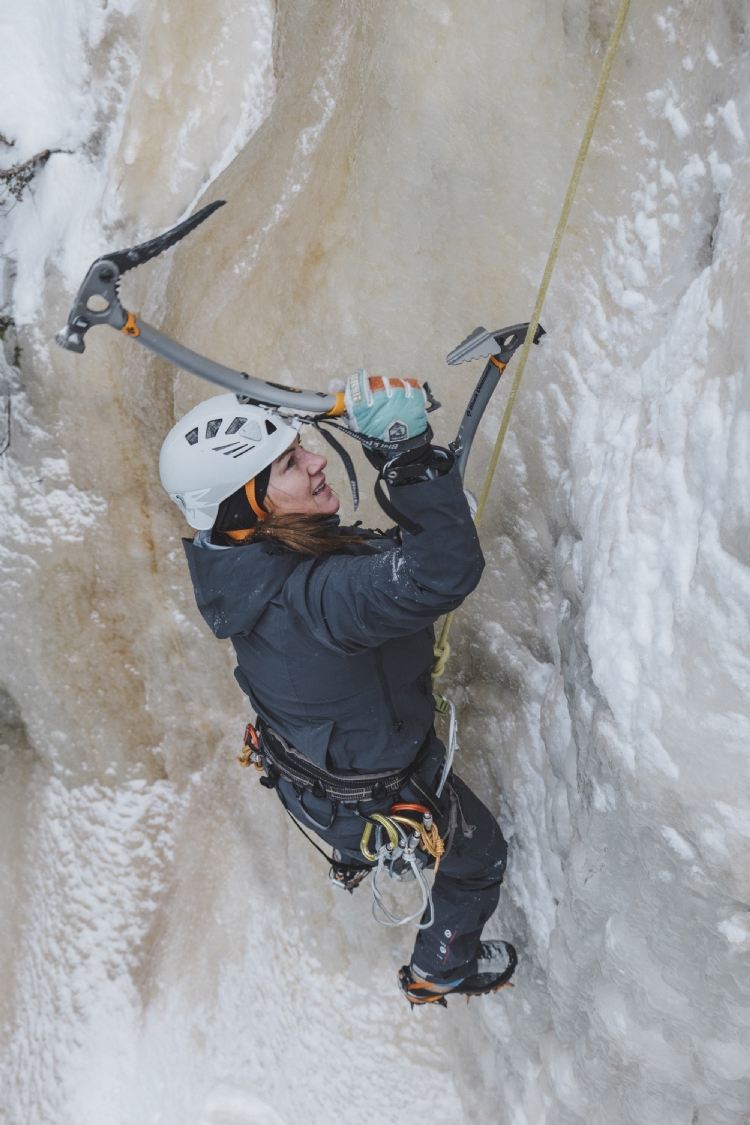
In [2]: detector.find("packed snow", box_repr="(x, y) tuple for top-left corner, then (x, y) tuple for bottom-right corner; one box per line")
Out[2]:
(1, 1), (749, 1123)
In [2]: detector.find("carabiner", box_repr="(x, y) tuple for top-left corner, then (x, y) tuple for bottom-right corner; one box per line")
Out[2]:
(371, 813), (400, 849)
(360, 821), (378, 862)
(388, 815), (424, 836)
(238, 722), (263, 769)
(389, 803), (430, 817)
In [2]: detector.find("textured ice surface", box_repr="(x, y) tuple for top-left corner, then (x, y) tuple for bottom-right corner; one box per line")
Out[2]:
(1, 1), (750, 1123)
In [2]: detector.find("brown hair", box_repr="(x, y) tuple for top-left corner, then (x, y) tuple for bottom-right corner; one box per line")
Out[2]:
(215, 512), (365, 556)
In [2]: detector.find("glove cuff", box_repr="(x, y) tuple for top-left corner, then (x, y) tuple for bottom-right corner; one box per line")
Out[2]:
(382, 445), (456, 487)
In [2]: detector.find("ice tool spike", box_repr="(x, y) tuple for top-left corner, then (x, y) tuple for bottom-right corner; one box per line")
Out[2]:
(54, 202), (344, 418)
(451, 321), (546, 480)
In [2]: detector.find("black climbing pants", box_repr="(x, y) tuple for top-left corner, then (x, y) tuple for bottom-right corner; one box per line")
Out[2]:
(275, 737), (508, 983)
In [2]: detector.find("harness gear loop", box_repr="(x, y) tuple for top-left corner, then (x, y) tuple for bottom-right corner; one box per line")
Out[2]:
(431, 0), (631, 686)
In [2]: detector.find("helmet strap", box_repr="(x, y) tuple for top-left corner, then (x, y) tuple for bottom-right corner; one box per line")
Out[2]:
(245, 476), (269, 522)
(221, 477), (269, 539)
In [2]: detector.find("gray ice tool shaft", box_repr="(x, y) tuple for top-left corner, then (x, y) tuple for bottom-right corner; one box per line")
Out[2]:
(454, 358), (503, 480)
(133, 319), (336, 412)
(54, 201), (340, 416)
(450, 321), (546, 480)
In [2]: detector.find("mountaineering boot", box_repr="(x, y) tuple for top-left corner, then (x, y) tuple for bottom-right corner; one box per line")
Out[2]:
(397, 941), (517, 1007)
(476, 939), (517, 977)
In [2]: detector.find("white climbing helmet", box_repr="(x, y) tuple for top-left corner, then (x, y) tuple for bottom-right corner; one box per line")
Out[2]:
(159, 393), (301, 529)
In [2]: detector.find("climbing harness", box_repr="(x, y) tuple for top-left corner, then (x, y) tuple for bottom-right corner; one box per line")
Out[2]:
(251, 719), (431, 809)
(432, 0), (631, 686)
(239, 719), (451, 929)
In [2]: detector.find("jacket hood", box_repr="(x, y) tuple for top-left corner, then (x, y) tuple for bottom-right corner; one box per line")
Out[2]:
(183, 535), (300, 638)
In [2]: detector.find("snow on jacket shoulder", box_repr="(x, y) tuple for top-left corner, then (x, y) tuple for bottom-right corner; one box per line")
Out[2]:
(183, 464), (484, 772)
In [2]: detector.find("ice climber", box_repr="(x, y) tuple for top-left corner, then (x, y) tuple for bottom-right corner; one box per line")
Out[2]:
(159, 371), (517, 1005)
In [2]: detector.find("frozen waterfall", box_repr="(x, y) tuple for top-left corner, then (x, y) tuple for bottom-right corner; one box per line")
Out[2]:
(1, 1), (749, 1122)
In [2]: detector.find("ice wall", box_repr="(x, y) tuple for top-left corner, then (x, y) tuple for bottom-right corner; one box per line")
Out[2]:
(1, 1), (750, 1123)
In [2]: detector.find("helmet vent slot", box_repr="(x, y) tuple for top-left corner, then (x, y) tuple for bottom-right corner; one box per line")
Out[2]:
(265, 419), (277, 435)
(225, 417), (247, 435)
(185, 427), (199, 445)
(206, 418), (223, 439)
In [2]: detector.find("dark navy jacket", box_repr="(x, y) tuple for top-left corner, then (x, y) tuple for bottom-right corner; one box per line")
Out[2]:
(183, 466), (484, 773)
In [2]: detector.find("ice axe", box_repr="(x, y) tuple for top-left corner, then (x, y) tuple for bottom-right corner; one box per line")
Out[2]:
(55, 202), (544, 480)
(55, 201), (346, 418)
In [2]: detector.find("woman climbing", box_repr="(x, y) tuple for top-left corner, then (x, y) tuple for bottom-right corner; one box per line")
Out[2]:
(159, 370), (517, 1005)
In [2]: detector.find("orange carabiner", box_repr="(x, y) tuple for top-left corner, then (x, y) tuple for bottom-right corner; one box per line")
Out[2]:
(389, 802), (430, 817)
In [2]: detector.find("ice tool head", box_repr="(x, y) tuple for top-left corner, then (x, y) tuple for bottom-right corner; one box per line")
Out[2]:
(446, 322), (546, 366)
(55, 201), (226, 354)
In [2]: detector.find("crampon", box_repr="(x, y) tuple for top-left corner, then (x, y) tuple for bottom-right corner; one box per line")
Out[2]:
(398, 940), (517, 1007)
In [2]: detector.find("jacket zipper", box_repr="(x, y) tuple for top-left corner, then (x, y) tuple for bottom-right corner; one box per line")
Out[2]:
(375, 647), (403, 732)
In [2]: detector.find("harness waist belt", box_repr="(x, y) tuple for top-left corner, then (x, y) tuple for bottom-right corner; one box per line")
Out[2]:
(258, 720), (425, 805)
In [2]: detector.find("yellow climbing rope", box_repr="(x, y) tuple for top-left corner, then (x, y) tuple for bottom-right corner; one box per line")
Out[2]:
(433, 0), (632, 687)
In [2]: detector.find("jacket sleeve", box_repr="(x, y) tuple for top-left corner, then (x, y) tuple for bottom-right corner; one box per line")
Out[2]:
(286, 464), (484, 653)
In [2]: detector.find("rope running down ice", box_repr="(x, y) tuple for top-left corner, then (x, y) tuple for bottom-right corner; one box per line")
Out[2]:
(432, 0), (632, 685)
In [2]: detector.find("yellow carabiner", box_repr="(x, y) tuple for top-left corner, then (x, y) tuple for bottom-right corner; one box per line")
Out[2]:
(360, 822), (378, 862)
(371, 813), (400, 849)
(361, 814), (405, 861)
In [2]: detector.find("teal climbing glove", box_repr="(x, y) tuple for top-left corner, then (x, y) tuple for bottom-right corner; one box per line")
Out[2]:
(344, 370), (429, 447)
